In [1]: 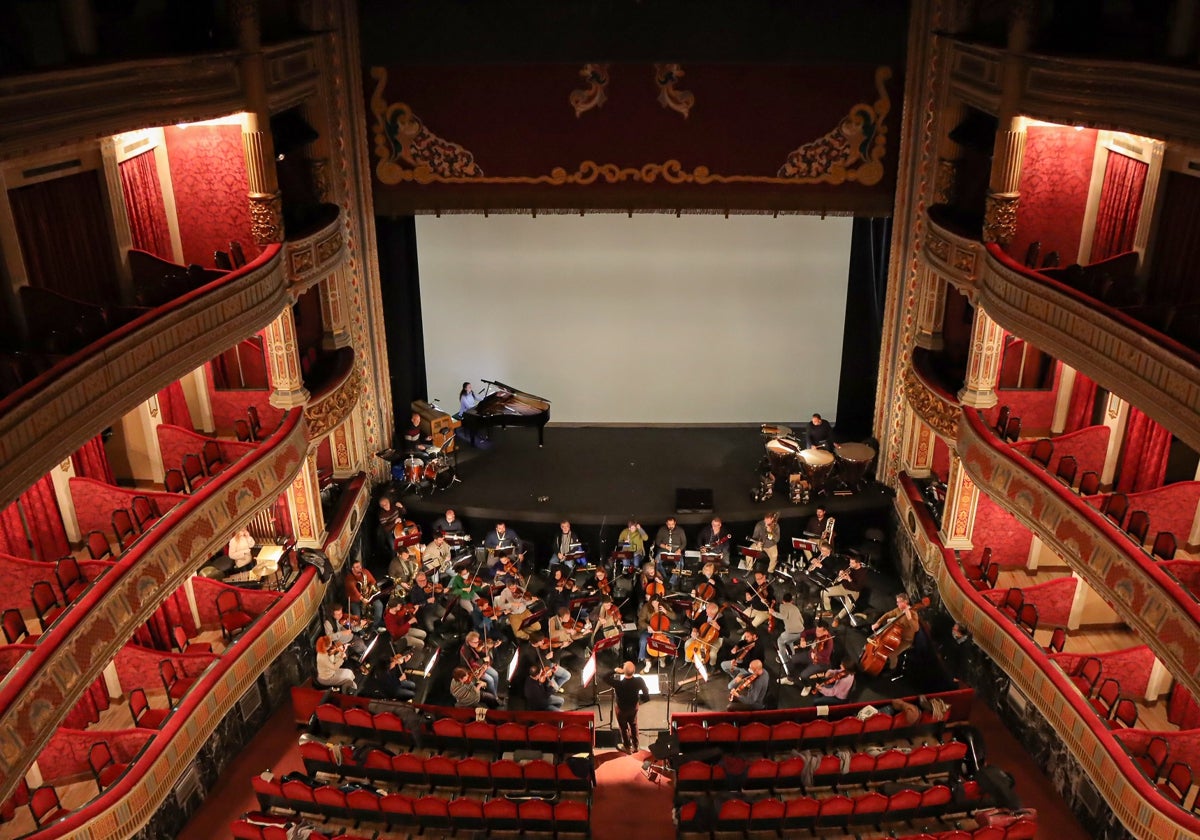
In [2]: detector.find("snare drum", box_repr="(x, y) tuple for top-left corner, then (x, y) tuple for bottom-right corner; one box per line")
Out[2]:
(766, 437), (802, 479)
(836, 442), (877, 487)
(403, 456), (424, 484)
(799, 448), (836, 491)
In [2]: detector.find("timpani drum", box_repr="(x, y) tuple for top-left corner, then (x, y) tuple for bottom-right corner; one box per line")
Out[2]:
(765, 437), (803, 479)
(836, 442), (877, 488)
(799, 448), (836, 492)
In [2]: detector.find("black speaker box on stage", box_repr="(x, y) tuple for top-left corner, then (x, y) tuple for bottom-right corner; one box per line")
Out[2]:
(675, 487), (713, 514)
(593, 729), (622, 749)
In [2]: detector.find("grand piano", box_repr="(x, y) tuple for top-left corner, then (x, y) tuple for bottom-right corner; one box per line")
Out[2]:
(461, 380), (551, 446)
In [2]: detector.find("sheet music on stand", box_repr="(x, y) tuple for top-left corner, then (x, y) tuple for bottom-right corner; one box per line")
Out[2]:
(581, 652), (598, 688)
(638, 673), (663, 696)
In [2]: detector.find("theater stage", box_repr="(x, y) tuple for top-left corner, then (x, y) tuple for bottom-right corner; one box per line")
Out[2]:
(399, 425), (893, 551)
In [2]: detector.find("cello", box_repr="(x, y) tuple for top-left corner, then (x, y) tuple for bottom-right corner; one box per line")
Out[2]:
(646, 601), (675, 660)
(859, 596), (929, 676)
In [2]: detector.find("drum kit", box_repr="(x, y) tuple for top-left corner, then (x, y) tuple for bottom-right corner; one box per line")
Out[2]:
(394, 435), (460, 496)
(755, 424), (876, 504)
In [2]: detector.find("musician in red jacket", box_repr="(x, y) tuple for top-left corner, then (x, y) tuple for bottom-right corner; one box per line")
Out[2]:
(346, 559), (384, 630)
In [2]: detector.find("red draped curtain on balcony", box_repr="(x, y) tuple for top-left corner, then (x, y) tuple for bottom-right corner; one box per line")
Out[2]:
(1064, 371), (1098, 433)
(157, 381), (194, 429)
(8, 170), (121, 304)
(0, 475), (69, 562)
(1117, 406), (1171, 493)
(1148, 171), (1200, 306)
(62, 673), (111, 729)
(133, 589), (198, 649)
(118, 150), (174, 261)
(71, 435), (115, 485)
(1090, 151), (1147, 263)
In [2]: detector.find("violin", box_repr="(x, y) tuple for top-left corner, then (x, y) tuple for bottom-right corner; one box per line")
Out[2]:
(756, 582), (777, 633)
(814, 667), (847, 688)
(594, 573), (612, 596)
(728, 639), (755, 667)
(729, 669), (760, 702)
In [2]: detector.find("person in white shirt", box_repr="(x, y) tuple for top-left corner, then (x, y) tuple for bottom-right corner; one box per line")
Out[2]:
(315, 636), (356, 692)
(228, 527), (255, 571)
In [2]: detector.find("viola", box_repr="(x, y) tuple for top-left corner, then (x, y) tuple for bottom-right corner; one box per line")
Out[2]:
(728, 639), (755, 667)
(729, 669), (760, 702)
(756, 582), (777, 633)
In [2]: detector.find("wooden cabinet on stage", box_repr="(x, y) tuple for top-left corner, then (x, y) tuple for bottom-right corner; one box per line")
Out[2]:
(412, 400), (461, 451)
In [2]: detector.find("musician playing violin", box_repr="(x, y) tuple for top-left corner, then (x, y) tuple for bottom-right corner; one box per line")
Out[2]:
(779, 623), (839, 684)
(750, 512), (782, 574)
(323, 605), (367, 658)
(821, 555), (868, 620)
(407, 571), (444, 634)
(637, 595), (676, 673)
(525, 663), (566, 711)
(494, 580), (541, 640)
(696, 516), (732, 566)
(593, 595), (624, 641)
(483, 522), (525, 576)
(543, 567), (575, 617)
(315, 636), (357, 693)
(584, 566), (613, 598)
(449, 569), (494, 633)
(346, 559), (384, 630)
(548, 604), (591, 650)
(381, 650), (417, 701)
(726, 659), (769, 712)
(810, 660), (857, 704)
(383, 599), (427, 651)
(871, 593), (920, 670)
(742, 570), (775, 629)
(721, 628), (764, 677)
(460, 630), (502, 698)
(451, 665), (499, 708)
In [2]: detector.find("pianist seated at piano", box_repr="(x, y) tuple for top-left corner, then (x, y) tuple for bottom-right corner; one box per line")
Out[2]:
(549, 520), (583, 572)
(459, 379), (552, 447)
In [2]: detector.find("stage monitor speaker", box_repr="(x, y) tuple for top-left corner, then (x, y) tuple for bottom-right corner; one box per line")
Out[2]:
(675, 487), (714, 514)
(593, 729), (622, 749)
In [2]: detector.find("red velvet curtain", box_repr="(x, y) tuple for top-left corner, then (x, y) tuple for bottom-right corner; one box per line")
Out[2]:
(118, 151), (174, 261)
(157, 380), (194, 429)
(1064, 372), (1098, 433)
(1091, 151), (1147, 263)
(1117, 407), (1172, 493)
(136, 588), (198, 649)
(71, 435), (115, 485)
(0, 476), (69, 562)
(8, 170), (121, 304)
(61, 674), (111, 729)
(1148, 171), (1200, 305)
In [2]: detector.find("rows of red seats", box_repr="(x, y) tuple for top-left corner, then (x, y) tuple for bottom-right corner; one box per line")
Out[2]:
(676, 780), (992, 836)
(248, 777), (589, 835)
(673, 712), (952, 754)
(299, 740), (591, 795)
(675, 739), (968, 796)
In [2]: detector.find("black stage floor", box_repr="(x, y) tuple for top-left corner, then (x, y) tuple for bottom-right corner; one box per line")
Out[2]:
(399, 425), (893, 551)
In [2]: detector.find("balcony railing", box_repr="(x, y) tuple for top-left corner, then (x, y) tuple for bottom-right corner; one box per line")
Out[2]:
(304, 346), (360, 442)
(283, 203), (347, 294)
(923, 209), (1200, 454)
(905, 349), (962, 442)
(0, 410), (309, 805)
(0, 245), (288, 510)
(897, 473), (1200, 840)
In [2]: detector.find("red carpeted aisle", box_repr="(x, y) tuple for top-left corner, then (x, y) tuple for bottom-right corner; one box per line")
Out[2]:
(590, 749), (677, 840)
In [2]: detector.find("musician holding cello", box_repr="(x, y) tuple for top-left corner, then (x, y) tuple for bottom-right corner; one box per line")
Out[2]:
(684, 601), (724, 666)
(868, 593), (921, 671)
(345, 559), (385, 630)
(637, 595), (676, 673)
(726, 659), (769, 712)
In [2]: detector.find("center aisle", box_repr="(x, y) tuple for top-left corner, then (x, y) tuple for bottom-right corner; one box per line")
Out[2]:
(591, 748), (677, 840)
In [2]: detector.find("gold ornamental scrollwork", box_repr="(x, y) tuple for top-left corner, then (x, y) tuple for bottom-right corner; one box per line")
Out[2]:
(903, 366), (960, 441)
(249, 193), (284, 245)
(982, 193), (1018, 245)
(933, 158), (957, 206)
(305, 365), (363, 440)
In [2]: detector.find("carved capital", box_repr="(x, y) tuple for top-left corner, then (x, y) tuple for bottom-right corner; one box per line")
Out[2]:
(249, 192), (284, 245)
(933, 158), (957, 206)
(983, 193), (1018, 245)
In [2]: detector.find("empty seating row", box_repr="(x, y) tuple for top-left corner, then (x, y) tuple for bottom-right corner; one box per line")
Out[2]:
(164, 440), (229, 495)
(1096, 493), (1178, 559)
(250, 778), (590, 836)
(669, 688), (973, 730)
(1067, 660), (1139, 729)
(299, 741), (592, 794)
(676, 780), (993, 836)
(675, 741), (969, 796)
(672, 713), (958, 754)
(312, 704), (594, 756)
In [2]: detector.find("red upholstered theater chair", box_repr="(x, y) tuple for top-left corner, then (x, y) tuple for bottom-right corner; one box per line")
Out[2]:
(1089, 678), (1121, 719)
(448, 796), (486, 832)
(112, 508), (138, 551)
(30, 581), (65, 628)
(999, 588), (1023, 620)
(129, 688), (169, 729)
(1078, 470), (1100, 496)
(1135, 736), (1170, 782)
(1109, 698), (1138, 729)
(1030, 438), (1053, 469)
(714, 798), (751, 834)
(86, 529), (114, 560)
(229, 240), (247, 268)
(1159, 761), (1193, 807)
(1125, 510), (1151, 545)
(1070, 657), (1102, 697)
(172, 625), (214, 655)
(217, 589), (254, 642)
(235, 419), (254, 442)
(164, 468), (188, 495)
(247, 405), (262, 441)
(1100, 492), (1129, 528)
(181, 452), (210, 493)
(1152, 531), (1178, 561)
(748, 797), (785, 834)
(88, 740), (128, 792)
(994, 406), (1011, 436)
(517, 799), (554, 833)
(1015, 603), (1038, 636)
(1003, 415), (1021, 443)
(131, 495), (160, 532)
(160, 659), (198, 707)
(1047, 627), (1067, 654)
(29, 786), (68, 829)
(2, 608), (35, 644)
(554, 799), (590, 837)
(203, 439), (226, 475)
(55, 556), (88, 602)
(1055, 454), (1078, 488)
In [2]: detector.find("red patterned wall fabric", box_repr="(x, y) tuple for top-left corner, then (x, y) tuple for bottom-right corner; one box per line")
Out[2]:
(71, 435), (115, 485)
(1011, 126), (1098, 267)
(966, 492), (1034, 567)
(114, 643), (215, 694)
(0, 552), (113, 609)
(931, 436), (950, 484)
(134, 589), (199, 650)
(989, 363), (1062, 435)
(1161, 561), (1200, 601)
(118, 150), (174, 261)
(157, 380), (193, 430)
(155, 424), (255, 481)
(1169, 682), (1200, 729)
(368, 63), (899, 214)
(189, 576), (281, 630)
(163, 125), (255, 268)
(1065, 371), (1098, 433)
(40, 728), (153, 784)
(1117, 407), (1172, 494)
(1012, 424), (1110, 478)
(61, 674), (110, 729)
(1114, 482), (1200, 544)
(0, 476), (69, 562)
(68, 478), (184, 541)
(982, 575), (1076, 628)
(205, 373), (285, 436)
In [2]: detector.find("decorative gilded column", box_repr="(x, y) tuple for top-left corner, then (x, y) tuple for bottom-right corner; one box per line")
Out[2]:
(330, 403), (366, 479)
(900, 406), (935, 478)
(939, 452), (979, 550)
(934, 99), (966, 206)
(982, 1), (1034, 246)
(286, 451), (326, 548)
(263, 307), (311, 408)
(233, 0), (285, 246)
(914, 266), (947, 351)
(319, 265), (352, 350)
(957, 305), (1006, 409)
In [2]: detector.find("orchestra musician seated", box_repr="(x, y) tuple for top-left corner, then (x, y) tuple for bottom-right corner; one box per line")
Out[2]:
(323, 605), (368, 659)
(548, 604), (591, 651)
(403, 411), (429, 448)
(742, 570), (775, 628)
(407, 571), (444, 634)
(346, 559), (385, 631)
(483, 522), (526, 576)
(584, 565), (613, 598)
(721, 629), (764, 678)
(380, 651), (417, 702)
(726, 659), (769, 712)
(422, 532), (453, 582)
(750, 512), (781, 573)
(542, 567), (575, 618)
(653, 516), (687, 560)
(525, 663), (565, 711)
(548, 520), (582, 572)
(315, 636), (357, 694)
(431, 508), (465, 540)
(800, 541), (838, 593)
(617, 518), (649, 572)
(460, 630), (502, 698)
(821, 555), (869, 622)
(451, 665), (499, 708)
(383, 600), (427, 651)
(803, 506), (836, 550)
(449, 569), (494, 633)
(778, 623), (840, 685)
(494, 579), (541, 640)
(376, 494), (404, 562)
(770, 592), (807, 656)
(689, 601), (725, 666)
(388, 546), (419, 584)
(696, 516), (732, 568)
(808, 660), (857, 704)
(805, 413), (838, 454)
(637, 595), (677, 673)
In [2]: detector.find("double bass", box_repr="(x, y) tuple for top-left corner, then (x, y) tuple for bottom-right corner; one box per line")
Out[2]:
(859, 597), (929, 676)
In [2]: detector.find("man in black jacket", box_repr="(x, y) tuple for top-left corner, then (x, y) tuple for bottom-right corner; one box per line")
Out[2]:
(604, 661), (650, 753)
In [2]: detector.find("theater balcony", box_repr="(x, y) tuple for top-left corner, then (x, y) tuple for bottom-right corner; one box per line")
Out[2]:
(283, 204), (347, 295)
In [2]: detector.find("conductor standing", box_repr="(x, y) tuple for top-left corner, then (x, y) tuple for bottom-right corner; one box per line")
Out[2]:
(605, 660), (650, 753)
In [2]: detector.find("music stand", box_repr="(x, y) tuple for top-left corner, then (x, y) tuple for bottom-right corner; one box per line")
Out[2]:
(575, 650), (605, 721)
(737, 545), (764, 572)
(688, 654), (710, 712)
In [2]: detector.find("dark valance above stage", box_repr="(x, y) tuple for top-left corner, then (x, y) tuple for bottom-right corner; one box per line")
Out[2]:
(366, 62), (901, 216)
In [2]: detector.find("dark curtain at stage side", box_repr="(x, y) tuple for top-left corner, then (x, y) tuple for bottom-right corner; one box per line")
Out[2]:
(835, 216), (891, 440)
(376, 215), (427, 438)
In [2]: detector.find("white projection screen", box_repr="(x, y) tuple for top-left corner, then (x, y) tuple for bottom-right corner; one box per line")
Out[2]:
(416, 214), (852, 425)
